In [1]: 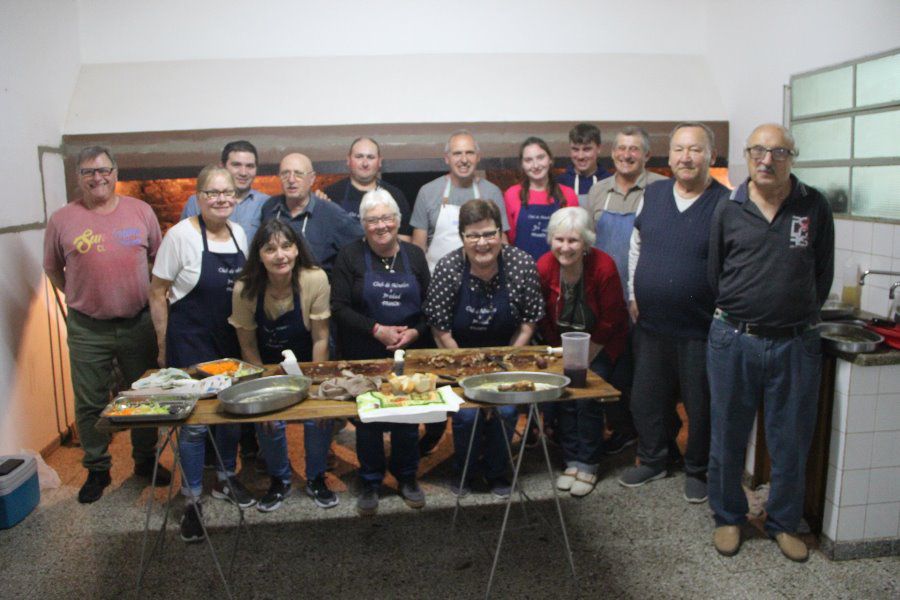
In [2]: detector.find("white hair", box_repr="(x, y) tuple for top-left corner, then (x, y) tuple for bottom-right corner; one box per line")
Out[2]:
(359, 187), (401, 223)
(546, 206), (596, 247)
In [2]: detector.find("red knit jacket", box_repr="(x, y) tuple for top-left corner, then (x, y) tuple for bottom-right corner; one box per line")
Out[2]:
(536, 247), (629, 361)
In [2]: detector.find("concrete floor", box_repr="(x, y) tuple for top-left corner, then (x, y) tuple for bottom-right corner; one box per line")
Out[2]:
(1, 423), (897, 600)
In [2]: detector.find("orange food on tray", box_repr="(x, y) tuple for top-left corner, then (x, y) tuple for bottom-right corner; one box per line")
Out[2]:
(199, 360), (242, 375)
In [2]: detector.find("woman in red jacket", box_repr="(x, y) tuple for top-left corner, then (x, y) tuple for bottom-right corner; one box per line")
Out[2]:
(537, 206), (629, 497)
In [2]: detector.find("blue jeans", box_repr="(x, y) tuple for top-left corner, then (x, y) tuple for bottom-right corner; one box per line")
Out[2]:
(300, 419), (334, 481)
(452, 406), (517, 481)
(558, 352), (614, 473)
(707, 318), (822, 535)
(254, 421), (292, 484)
(355, 421), (419, 485)
(178, 423), (241, 498)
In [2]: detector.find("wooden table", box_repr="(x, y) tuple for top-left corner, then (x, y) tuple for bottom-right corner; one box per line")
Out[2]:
(122, 346), (620, 599)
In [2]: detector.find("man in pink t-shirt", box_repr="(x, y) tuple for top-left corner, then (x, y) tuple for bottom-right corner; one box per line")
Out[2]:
(43, 146), (171, 503)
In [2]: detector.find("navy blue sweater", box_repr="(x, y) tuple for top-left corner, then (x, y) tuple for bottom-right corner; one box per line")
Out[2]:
(633, 178), (729, 339)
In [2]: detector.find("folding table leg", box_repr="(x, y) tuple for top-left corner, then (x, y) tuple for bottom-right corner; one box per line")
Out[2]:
(534, 407), (576, 577)
(451, 407), (481, 532)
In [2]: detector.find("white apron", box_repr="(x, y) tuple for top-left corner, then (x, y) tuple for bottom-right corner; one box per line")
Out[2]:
(425, 176), (481, 272)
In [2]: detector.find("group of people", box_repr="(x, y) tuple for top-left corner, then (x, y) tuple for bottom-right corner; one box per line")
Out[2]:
(43, 121), (834, 563)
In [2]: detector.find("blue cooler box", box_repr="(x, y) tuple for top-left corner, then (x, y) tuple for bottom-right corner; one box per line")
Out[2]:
(0, 453), (40, 529)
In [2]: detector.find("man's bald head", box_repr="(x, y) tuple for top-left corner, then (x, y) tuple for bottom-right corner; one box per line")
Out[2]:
(279, 153), (316, 202)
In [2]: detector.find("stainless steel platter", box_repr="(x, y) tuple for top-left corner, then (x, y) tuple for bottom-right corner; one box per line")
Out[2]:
(817, 322), (884, 354)
(459, 371), (570, 405)
(820, 300), (856, 321)
(218, 375), (310, 415)
(102, 395), (198, 423)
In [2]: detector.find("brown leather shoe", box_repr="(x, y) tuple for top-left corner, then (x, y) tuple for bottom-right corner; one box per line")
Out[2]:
(775, 532), (809, 562)
(713, 525), (741, 557)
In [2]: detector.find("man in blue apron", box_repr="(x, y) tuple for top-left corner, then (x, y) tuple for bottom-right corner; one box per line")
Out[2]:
(586, 126), (668, 455)
(558, 123), (611, 210)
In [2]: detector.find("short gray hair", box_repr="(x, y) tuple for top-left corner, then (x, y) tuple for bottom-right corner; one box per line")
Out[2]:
(546, 206), (596, 247)
(359, 188), (401, 223)
(76, 145), (117, 172)
(444, 129), (480, 154)
(747, 123), (798, 155)
(669, 121), (716, 154)
(616, 126), (652, 154)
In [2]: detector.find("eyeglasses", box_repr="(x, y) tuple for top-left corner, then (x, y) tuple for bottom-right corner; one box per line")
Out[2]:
(746, 145), (796, 161)
(463, 229), (500, 242)
(201, 189), (236, 199)
(79, 167), (115, 178)
(279, 170), (313, 180)
(363, 214), (397, 226)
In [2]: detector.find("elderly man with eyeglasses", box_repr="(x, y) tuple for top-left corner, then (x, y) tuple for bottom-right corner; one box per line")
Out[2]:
(261, 152), (363, 275)
(43, 146), (171, 503)
(707, 124), (834, 562)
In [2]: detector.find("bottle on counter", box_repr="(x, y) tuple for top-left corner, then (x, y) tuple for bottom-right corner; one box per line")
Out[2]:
(841, 258), (861, 309)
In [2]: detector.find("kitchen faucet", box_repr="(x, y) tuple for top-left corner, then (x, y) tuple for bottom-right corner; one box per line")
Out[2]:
(859, 269), (900, 286)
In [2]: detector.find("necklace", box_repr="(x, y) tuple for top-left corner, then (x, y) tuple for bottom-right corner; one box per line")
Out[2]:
(380, 253), (398, 273)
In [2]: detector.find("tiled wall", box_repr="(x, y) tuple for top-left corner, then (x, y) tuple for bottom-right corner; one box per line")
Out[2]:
(832, 218), (900, 318)
(822, 360), (900, 543)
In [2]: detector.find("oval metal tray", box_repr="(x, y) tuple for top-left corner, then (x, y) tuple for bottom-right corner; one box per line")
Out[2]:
(218, 375), (310, 415)
(817, 322), (884, 354)
(459, 371), (570, 405)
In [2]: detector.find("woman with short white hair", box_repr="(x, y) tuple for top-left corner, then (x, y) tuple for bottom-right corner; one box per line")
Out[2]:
(537, 206), (629, 497)
(331, 187), (431, 516)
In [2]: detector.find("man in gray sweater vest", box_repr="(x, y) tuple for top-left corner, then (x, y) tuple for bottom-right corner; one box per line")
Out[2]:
(618, 123), (729, 504)
(707, 124), (834, 562)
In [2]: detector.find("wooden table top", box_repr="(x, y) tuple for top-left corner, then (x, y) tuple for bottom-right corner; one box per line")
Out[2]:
(103, 346), (620, 428)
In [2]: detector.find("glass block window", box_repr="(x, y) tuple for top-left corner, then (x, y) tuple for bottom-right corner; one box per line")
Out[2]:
(790, 48), (900, 221)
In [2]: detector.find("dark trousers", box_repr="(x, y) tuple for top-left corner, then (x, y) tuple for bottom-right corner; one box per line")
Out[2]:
(707, 318), (822, 535)
(631, 326), (710, 476)
(604, 329), (635, 434)
(355, 421), (420, 485)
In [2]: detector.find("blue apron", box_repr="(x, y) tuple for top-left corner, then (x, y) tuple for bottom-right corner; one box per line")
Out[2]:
(515, 201), (558, 261)
(594, 191), (635, 301)
(255, 287), (313, 364)
(451, 255), (517, 348)
(362, 245), (422, 326)
(166, 216), (245, 368)
(338, 180), (361, 221)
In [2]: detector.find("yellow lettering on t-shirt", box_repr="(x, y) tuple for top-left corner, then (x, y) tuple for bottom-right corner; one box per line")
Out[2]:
(73, 229), (103, 254)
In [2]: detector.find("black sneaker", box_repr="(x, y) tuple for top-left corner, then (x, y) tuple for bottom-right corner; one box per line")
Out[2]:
(604, 431), (638, 455)
(449, 478), (471, 498)
(134, 461), (172, 486)
(356, 483), (379, 516)
(305, 475), (338, 509)
(398, 479), (426, 509)
(211, 476), (256, 508)
(257, 478), (292, 513)
(77, 470), (111, 504)
(180, 502), (205, 543)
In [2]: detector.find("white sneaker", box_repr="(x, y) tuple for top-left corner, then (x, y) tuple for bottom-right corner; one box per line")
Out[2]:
(556, 467), (578, 491)
(570, 472), (598, 497)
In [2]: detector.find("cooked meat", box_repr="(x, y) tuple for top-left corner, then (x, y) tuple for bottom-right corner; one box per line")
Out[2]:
(498, 380), (536, 392)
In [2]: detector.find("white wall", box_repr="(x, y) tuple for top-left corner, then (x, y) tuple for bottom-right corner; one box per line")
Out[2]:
(707, 0), (900, 184)
(0, 1), (81, 454)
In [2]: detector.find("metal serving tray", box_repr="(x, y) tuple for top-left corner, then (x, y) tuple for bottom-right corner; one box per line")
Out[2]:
(459, 371), (570, 405)
(217, 375), (311, 415)
(101, 395), (198, 423)
(817, 322), (884, 354)
(193, 358), (265, 383)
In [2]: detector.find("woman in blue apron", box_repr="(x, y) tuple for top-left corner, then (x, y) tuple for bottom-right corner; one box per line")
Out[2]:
(231, 219), (334, 512)
(424, 200), (546, 498)
(331, 189), (432, 516)
(149, 165), (250, 543)
(503, 137), (578, 261)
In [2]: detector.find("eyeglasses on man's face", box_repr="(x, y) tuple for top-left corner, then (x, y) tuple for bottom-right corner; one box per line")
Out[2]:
(79, 167), (115, 178)
(463, 229), (500, 242)
(746, 145), (796, 162)
(279, 170), (313, 180)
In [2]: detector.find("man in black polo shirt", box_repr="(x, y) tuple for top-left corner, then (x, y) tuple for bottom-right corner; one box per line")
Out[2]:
(707, 124), (834, 562)
(323, 137), (413, 241)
